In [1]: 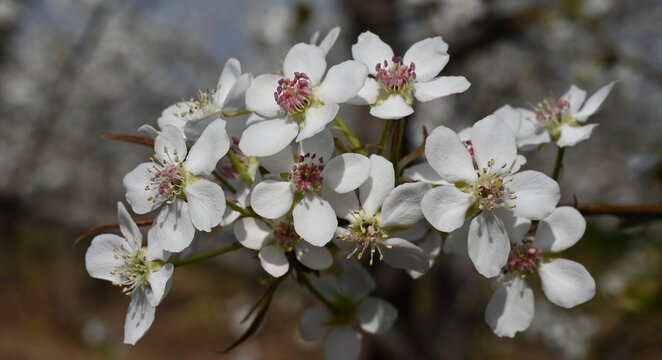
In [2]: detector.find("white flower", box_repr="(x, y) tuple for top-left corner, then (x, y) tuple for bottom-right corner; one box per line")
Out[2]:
(299, 261), (398, 360)
(421, 115), (560, 277)
(239, 42), (368, 157)
(328, 154), (431, 273)
(309, 26), (340, 55)
(123, 120), (230, 252)
(517, 82), (615, 148)
(485, 206), (596, 337)
(85, 202), (173, 345)
(349, 31), (470, 119)
(249, 130), (371, 247)
(233, 217), (332, 277)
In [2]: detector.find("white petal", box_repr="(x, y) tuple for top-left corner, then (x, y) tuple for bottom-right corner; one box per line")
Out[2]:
(421, 185), (474, 233)
(322, 187), (359, 221)
(259, 144), (295, 174)
(443, 222), (469, 258)
(380, 182), (431, 228)
(351, 31), (394, 76)
(222, 73), (252, 113)
(510, 155), (527, 174)
(574, 81), (615, 121)
(325, 327), (363, 360)
(148, 200), (196, 253)
(402, 162), (447, 185)
(347, 78), (380, 105)
(318, 26), (340, 55)
(293, 193), (337, 247)
(493, 104), (522, 135)
(233, 217), (272, 250)
(124, 163), (164, 214)
(424, 125), (476, 183)
(117, 202), (142, 246)
(184, 119), (230, 176)
(295, 241), (333, 270)
(538, 258), (596, 308)
(403, 36), (449, 82)
(485, 276), (534, 338)
(182, 113), (218, 141)
(369, 95), (413, 119)
(468, 212), (510, 278)
(215, 58), (242, 106)
(183, 179), (225, 232)
(258, 245), (289, 278)
(297, 104), (339, 142)
(245, 74), (283, 117)
(137, 124), (159, 138)
(298, 129), (334, 163)
(359, 297), (398, 335)
(494, 208), (531, 243)
(471, 115), (517, 171)
(556, 123), (598, 148)
(316, 61), (368, 104)
(322, 153), (371, 193)
(516, 109), (550, 149)
(145, 263), (173, 307)
(157, 102), (188, 132)
(339, 261), (376, 300)
(124, 288), (156, 345)
(563, 85), (587, 114)
(505, 170), (560, 220)
(299, 307), (330, 341)
(407, 230), (442, 279)
(359, 154), (395, 215)
(284, 43), (327, 85)
(413, 76), (470, 102)
(535, 206), (586, 253)
(155, 126), (187, 165)
(381, 237), (428, 273)
(250, 180), (294, 219)
(85, 234), (127, 284)
(239, 117), (299, 157)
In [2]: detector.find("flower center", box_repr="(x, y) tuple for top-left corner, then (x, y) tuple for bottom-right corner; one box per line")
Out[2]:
(146, 147), (199, 204)
(532, 95), (578, 141)
(275, 72), (314, 115)
(502, 238), (542, 275)
(110, 244), (150, 296)
(272, 221), (300, 250)
(340, 210), (390, 266)
(470, 159), (516, 211)
(375, 56), (416, 103)
(288, 152), (324, 193)
(175, 88), (221, 120)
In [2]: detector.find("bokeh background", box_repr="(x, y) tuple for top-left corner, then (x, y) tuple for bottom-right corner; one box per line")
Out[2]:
(1, 0), (661, 359)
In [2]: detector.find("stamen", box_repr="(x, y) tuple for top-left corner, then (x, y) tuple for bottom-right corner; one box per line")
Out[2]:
(274, 72), (313, 114)
(288, 152), (324, 193)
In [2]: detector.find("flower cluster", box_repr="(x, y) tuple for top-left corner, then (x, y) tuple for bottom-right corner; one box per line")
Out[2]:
(82, 26), (613, 356)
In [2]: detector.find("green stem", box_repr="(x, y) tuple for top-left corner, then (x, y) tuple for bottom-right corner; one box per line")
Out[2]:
(333, 137), (350, 154)
(376, 120), (392, 156)
(389, 118), (405, 175)
(334, 116), (367, 156)
(551, 146), (565, 181)
(226, 198), (255, 217)
(213, 170), (237, 193)
(297, 268), (338, 312)
(227, 149), (253, 187)
(171, 242), (242, 267)
(222, 110), (252, 118)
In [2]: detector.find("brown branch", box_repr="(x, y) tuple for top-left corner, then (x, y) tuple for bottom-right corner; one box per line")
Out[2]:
(575, 204), (662, 218)
(101, 133), (154, 147)
(74, 218), (154, 246)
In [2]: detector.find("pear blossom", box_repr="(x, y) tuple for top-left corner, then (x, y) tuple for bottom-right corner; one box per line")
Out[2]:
(328, 154), (430, 273)
(299, 261), (398, 360)
(233, 217), (332, 277)
(85, 202), (173, 345)
(485, 207), (596, 337)
(239, 41), (368, 157)
(250, 130), (371, 246)
(123, 120), (230, 252)
(517, 82), (616, 148)
(309, 26), (340, 55)
(421, 115), (560, 277)
(349, 31), (470, 119)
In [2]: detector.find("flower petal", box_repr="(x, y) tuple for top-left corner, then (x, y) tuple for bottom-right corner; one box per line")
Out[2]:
(359, 154), (395, 215)
(538, 258), (596, 308)
(421, 185), (474, 233)
(245, 74), (283, 118)
(297, 104), (339, 142)
(563, 85), (587, 114)
(318, 26), (340, 55)
(322, 153), (371, 193)
(381, 237), (428, 273)
(299, 129), (335, 164)
(155, 125), (187, 165)
(468, 212), (510, 278)
(299, 307), (330, 341)
(339, 261), (376, 300)
(258, 245), (289, 278)
(157, 102), (188, 132)
(443, 222), (469, 258)
(183, 178), (225, 232)
(556, 123), (598, 148)
(574, 81), (615, 121)
(402, 162), (447, 185)
(148, 200), (196, 253)
(215, 58), (242, 106)
(322, 187), (359, 221)
(369, 95), (413, 119)
(145, 263), (173, 307)
(117, 202), (142, 247)
(250, 180), (294, 219)
(413, 76), (470, 102)
(124, 288), (156, 345)
(124, 162), (164, 214)
(239, 117), (299, 157)
(347, 78), (380, 105)
(293, 193), (337, 247)
(316, 60), (368, 104)
(424, 125), (476, 183)
(516, 108), (550, 149)
(85, 234), (127, 284)
(295, 241), (333, 270)
(504, 170), (560, 220)
(485, 276), (534, 338)
(259, 144), (295, 174)
(494, 208), (531, 243)
(380, 182), (431, 228)
(222, 73), (252, 114)
(407, 230), (442, 279)
(471, 114), (517, 171)
(403, 36), (449, 82)
(138, 124), (159, 138)
(351, 31), (394, 76)
(284, 43), (327, 85)
(184, 119), (230, 176)
(233, 217), (272, 250)
(493, 105), (521, 135)
(325, 327), (363, 360)
(535, 206), (586, 253)
(359, 297), (398, 335)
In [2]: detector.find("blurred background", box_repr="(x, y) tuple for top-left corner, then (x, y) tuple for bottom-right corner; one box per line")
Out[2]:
(1, 0), (661, 358)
